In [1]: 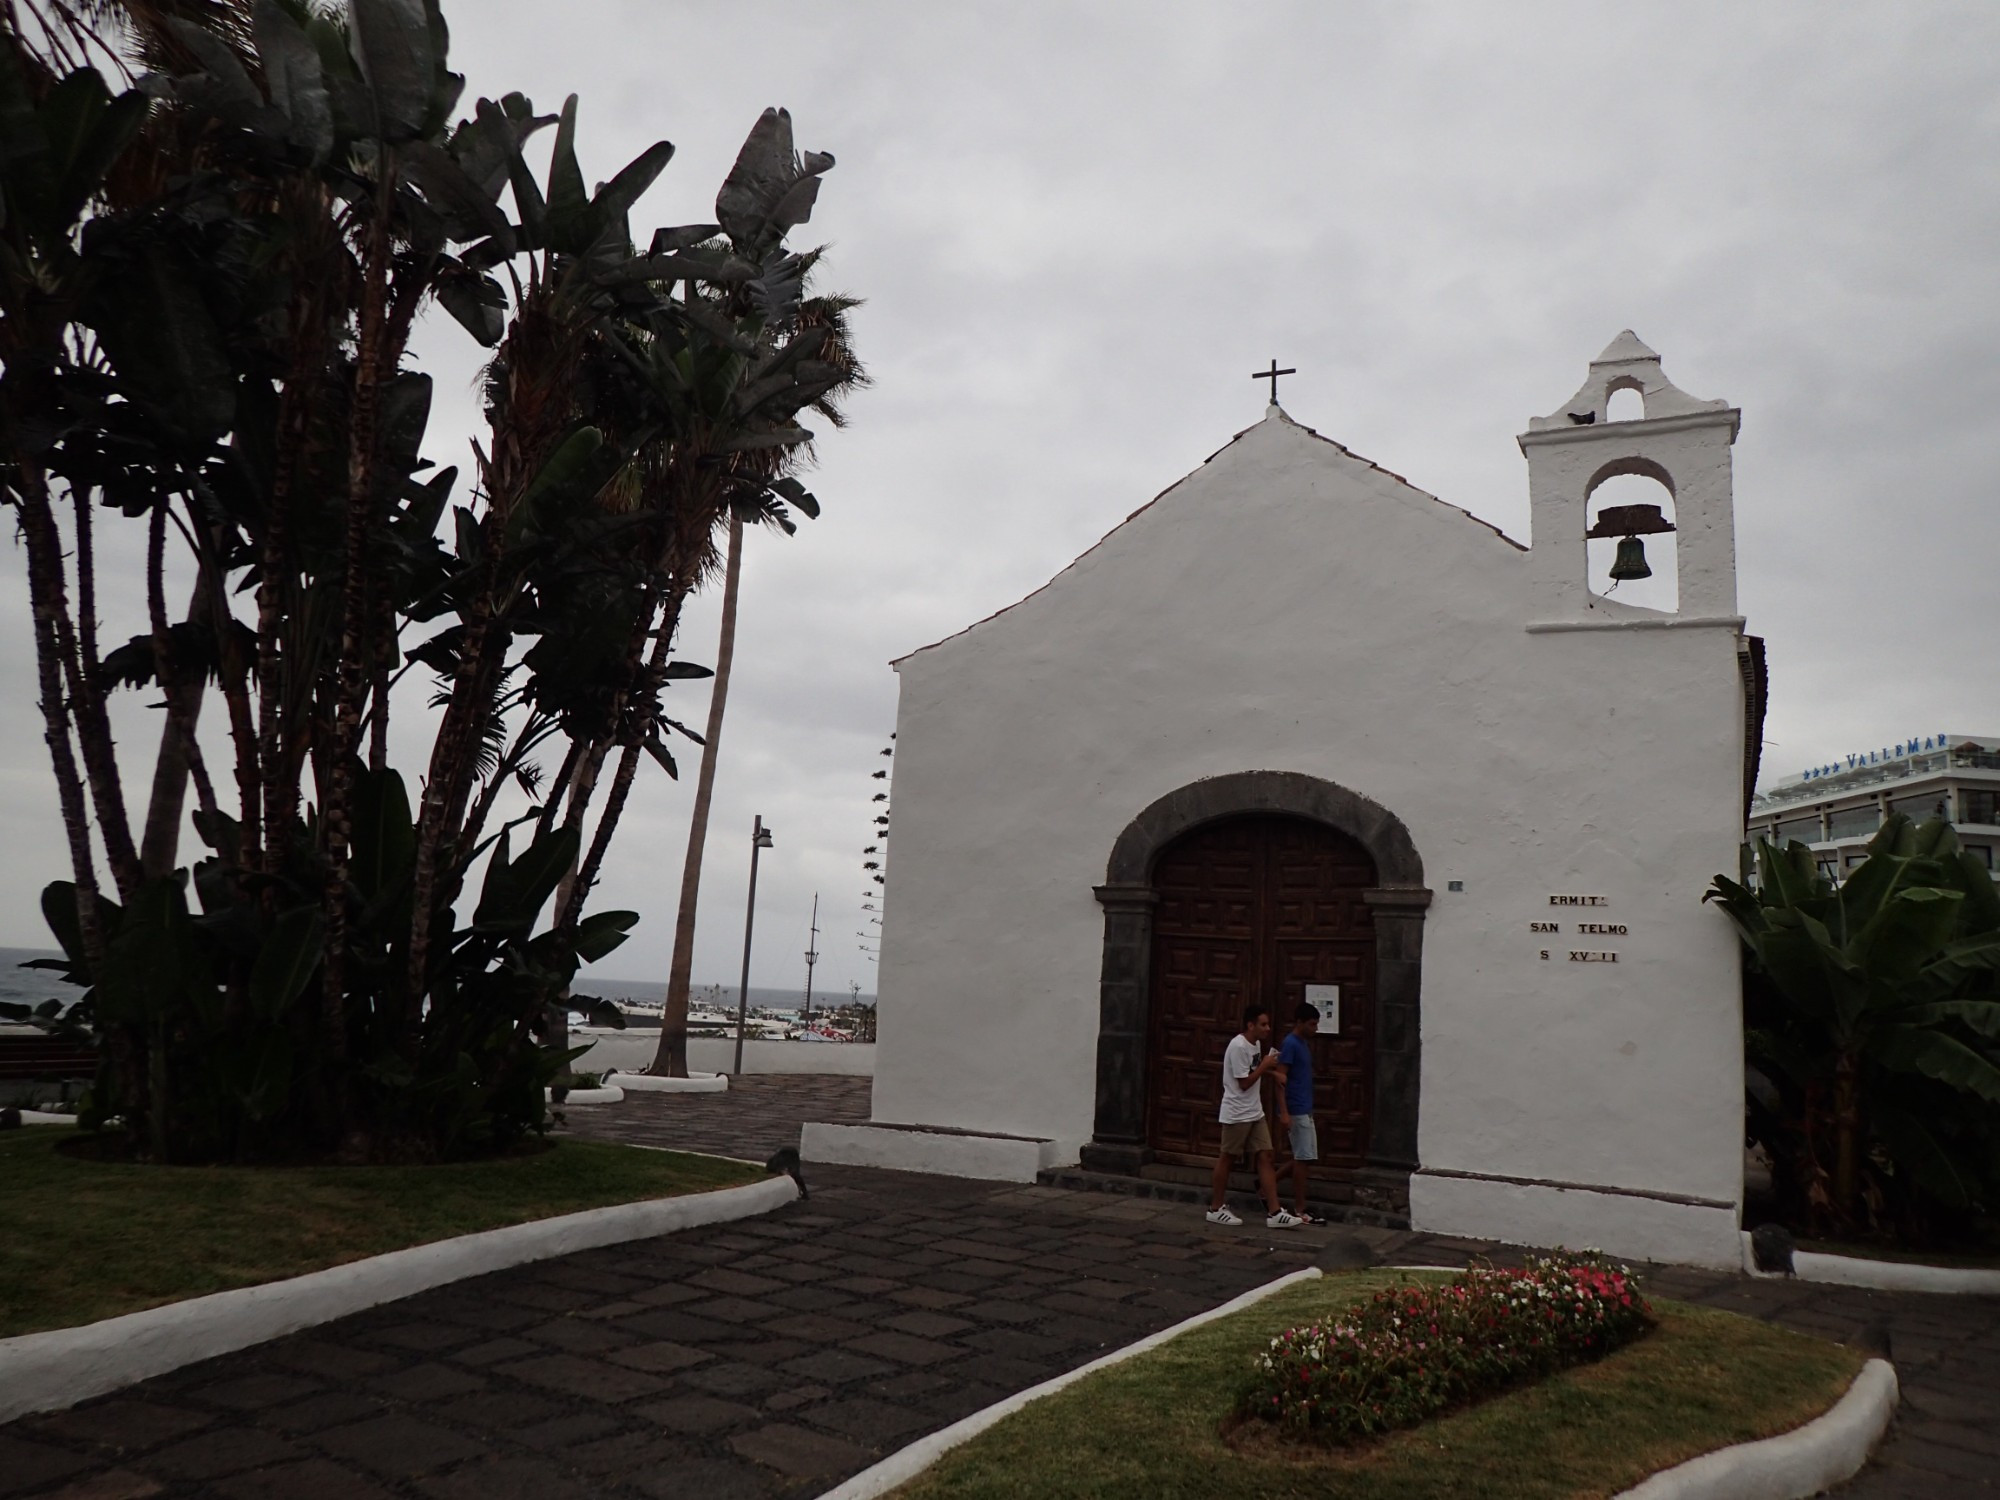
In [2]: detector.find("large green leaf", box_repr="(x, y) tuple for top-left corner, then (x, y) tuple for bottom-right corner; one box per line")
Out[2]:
(715, 107), (832, 251)
(85, 241), (236, 442)
(42, 70), (146, 228)
(401, 141), (511, 244)
(1754, 915), (1854, 1032)
(0, 45), (58, 236)
(543, 94), (589, 252)
(1875, 1025), (2000, 1104)
(248, 904), (324, 1020)
(350, 767), (416, 908)
(348, 0), (436, 140)
(1917, 930), (2000, 997)
(98, 878), (215, 1030)
(39, 881), (120, 983)
(240, 1031), (296, 1121)
(1953, 850), (2000, 934)
(475, 826), (578, 932)
(253, 1), (333, 159)
(571, 909), (638, 964)
(1849, 886), (1964, 987)
(1883, 998), (2000, 1041)
(433, 263), (506, 346)
(505, 426), (603, 543)
(165, 19), (269, 130)
(1872, 1105), (1977, 1210)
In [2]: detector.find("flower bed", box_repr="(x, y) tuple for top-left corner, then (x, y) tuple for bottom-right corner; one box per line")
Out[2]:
(1239, 1252), (1653, 1445)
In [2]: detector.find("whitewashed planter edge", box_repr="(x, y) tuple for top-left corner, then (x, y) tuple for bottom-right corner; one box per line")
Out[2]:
(815, 1268), (1896, 1500)
(1740, 1231), (2000, 1294)
(1612, 1359), (1897, 1500)
(606, 1071), (729, 1094)
(0, 1172), (796, 1424)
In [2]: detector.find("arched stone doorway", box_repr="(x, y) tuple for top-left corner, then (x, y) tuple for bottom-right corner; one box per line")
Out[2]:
(1082, 771), (1429, 1215)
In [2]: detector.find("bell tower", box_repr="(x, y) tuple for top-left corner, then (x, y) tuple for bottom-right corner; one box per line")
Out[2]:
(1518, 332), (1742, 628)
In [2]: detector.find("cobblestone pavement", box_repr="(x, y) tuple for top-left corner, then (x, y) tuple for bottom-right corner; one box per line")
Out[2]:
(4, 1079), (1995, 1498)
(556, 1074), (871, 1165)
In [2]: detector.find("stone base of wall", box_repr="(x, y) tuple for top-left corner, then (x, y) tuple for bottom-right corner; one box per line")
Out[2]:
(801, 1122), (1070, 1183)
(1411, 1170), (1740, 1269)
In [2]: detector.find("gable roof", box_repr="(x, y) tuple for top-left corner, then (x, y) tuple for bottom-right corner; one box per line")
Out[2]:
(894, 407), (1525, 666)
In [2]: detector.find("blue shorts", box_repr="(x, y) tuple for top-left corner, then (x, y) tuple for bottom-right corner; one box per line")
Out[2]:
(1288, 1115), (1318, 1162)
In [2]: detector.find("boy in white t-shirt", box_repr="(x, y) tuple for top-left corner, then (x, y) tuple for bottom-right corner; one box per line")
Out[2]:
(1206, 1004), (1304, 1229)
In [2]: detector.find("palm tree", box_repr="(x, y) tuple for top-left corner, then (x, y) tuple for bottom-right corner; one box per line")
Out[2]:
(649, 510), (745, 1076)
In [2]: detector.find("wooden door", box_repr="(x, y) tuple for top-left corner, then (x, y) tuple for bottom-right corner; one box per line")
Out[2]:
(1146, 814), (1376, 1167)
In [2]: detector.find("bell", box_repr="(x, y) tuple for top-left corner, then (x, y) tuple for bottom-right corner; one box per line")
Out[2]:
(1609, 535), (1652, 582)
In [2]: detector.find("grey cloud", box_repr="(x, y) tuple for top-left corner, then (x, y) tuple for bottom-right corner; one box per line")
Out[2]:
(2, 2), (1993, 997)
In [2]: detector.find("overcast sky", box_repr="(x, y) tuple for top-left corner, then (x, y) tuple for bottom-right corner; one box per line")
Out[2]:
(2, 2), (1996, 997)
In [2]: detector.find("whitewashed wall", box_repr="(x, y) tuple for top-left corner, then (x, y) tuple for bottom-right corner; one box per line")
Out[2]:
(864, 350), (1748, 1265)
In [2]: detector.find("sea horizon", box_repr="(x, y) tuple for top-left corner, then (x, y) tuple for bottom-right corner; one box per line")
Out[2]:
(0, 947), (872, 1014)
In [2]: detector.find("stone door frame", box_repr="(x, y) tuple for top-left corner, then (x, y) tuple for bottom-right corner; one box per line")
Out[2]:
(1082, 770), (1430, 1202)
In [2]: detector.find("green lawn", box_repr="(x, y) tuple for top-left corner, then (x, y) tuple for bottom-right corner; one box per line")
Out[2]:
(0, 1130), (761, 1337)
(894, 1271), (1865, 1500)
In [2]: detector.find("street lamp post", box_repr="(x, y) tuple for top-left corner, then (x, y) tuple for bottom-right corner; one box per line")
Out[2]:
(732, 815), (774, 1076)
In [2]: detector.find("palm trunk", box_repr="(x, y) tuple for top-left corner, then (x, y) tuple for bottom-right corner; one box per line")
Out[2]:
(1833, 1049), (1861, 1224)
(17, 465), (141, 1138)
(650, 514), (744, 1078)
(320, 177), (395, 1138)
(141, 517), (220, 878)
(45, 487), (141, 898)
(18, 467), (109, 974)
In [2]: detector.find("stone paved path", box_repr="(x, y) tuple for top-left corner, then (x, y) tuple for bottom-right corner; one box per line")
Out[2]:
(4, 1081), (1995, 1498)
(560, 1074), (871, 1166)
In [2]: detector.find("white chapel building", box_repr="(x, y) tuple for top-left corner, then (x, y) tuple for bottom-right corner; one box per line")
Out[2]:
(807, 333), (1765, 1268)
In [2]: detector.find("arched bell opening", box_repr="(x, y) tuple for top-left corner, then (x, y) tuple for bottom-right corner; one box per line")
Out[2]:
(1604, 380), (1647, 423)
(1585, 459), (1679, 614)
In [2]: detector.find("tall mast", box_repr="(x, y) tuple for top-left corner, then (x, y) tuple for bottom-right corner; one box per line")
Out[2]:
(802, 892), (819, 1022)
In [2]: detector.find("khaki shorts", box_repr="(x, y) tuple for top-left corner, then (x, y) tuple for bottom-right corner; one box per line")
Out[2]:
(1218, 1118), (1272, 1156)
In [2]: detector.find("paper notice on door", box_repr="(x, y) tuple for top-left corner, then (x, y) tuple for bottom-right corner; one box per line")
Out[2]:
(1304, 984), (1340, 1032)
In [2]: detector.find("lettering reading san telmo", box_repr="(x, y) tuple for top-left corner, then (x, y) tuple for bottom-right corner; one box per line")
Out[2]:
(1530, 921), (1626, 935)
(1548, 895), (1608, 906)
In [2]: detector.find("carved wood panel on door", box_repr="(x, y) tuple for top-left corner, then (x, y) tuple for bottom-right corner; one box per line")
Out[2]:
(1146, 814), (1376, 1167)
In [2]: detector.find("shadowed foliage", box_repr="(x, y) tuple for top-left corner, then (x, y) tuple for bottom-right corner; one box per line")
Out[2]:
(1708, 814), (2000, 1245)
(0, 0), (862, 1160)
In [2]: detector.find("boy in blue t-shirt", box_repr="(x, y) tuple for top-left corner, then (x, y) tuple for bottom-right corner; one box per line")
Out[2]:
(1274, 1002), (1321, 1224)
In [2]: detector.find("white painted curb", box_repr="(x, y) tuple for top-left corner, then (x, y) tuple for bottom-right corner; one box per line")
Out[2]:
(548, 1085), (624, 1105)
(9, 1110), (75, 1126)
(0, 1172), (796, 1424)
(1741, 1231), (2000, 1294)
(1612, 1359), (1898, 1500)
(608, 1070), (729, 1094)
(815, 1266), (1323, 1500)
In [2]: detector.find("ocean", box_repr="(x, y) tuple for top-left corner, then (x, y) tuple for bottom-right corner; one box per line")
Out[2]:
(0, 948), (870, 1018)
(0, 949), (84, 1012)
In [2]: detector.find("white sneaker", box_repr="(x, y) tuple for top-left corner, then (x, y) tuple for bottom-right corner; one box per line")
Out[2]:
(1205, 1206), (1243, 1226)
(1266, 1209), (1304, 1230)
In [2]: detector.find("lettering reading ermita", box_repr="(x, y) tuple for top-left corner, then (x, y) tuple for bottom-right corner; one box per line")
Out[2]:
(1568, 951), (1619, 963)
(1549, 895), (1608, 906)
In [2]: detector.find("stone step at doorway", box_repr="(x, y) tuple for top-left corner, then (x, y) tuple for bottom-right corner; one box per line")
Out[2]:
(1037, 1164), (1410, 1229)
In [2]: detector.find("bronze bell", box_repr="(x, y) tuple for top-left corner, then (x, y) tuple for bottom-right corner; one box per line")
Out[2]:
(1585, 501), (1675, 585)
(1609, 535), (1652, 581)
